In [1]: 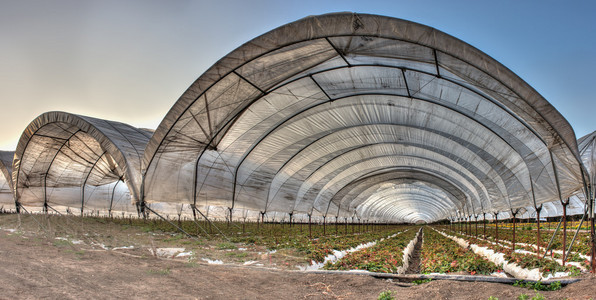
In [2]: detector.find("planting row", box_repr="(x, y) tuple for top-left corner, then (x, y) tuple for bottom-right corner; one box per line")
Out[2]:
(436, 227), (582, 279)
(421, 228), (499, 275)
(442, 223), (591, 265)
(324, 227), (420, 273)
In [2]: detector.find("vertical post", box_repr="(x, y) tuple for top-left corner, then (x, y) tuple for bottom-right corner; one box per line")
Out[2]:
(483, 213), (486, 238)
(345, 217), (348, 234)
(227, 207), (233, 227)
(494, 213), (499, 244)
(335, 216), (338, 235)
(536, 205), (542, 257)
(562, 199), (568, 266)
(308, 214), (312, 239)
(512, 210), (517, 251)
(475, 215), (478, 237)
(323, 216), (326, 236)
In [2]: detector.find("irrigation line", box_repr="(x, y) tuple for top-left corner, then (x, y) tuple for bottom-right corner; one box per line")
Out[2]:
(304, 270), (581, 285)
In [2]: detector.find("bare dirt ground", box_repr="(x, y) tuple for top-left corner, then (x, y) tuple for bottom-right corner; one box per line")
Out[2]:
(0, 214), (594, 299)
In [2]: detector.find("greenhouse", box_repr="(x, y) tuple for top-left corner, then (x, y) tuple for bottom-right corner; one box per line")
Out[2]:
(0, 151), (14, 210)
(1, 12), (595, 297)
(141, 13), (589, 225)
(12, 111), (152, 215)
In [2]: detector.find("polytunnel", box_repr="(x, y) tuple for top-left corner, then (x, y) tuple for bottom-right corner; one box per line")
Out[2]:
(141, 12), (587, 224)
(0, 151), (14, 210)
(13, 112), (152, 215)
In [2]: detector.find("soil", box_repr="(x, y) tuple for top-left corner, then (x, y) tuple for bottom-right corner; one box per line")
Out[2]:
(405, 230), (422, 274)
(1, 214), (595, 299)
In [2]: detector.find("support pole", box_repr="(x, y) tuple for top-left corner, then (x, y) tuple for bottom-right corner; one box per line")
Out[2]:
(323, 216), (326, 236)
(536, 205), (542, 257)
(308, 214), (312, 239)
(227, 207), (233, 227)
(494, 213), (499, 244)
(511, 209), (518, 251)
(475, 215), (478, 237)
(483, 213), (486, 238)
(562, 199), (569, 266)
(345, 217), (348, 234)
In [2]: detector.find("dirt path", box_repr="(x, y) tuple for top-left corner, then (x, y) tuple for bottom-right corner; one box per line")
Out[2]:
(405, 229), (423, 274)
(1, 216), (595, 299)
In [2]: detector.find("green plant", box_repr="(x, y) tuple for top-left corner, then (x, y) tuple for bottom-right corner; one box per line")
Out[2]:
(412, 278), (432, 285)
(487, 296), (498, 300)
(217, 241), (237, 250)
(514, 280), (562, 291)
(147, 268), (171, 275)
(531, 293), (546, 300)
(518, 294), (529, 300)
(52, 239), (72, 247)
(377, 290), (395, 300)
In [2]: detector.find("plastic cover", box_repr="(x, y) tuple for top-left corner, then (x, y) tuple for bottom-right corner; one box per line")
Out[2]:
(12, 112), (151, 214)
(0, 151), (14, 209)
(140, 13), (584, 223)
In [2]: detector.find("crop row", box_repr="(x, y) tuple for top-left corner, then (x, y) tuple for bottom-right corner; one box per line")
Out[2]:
(438, 227), (582, 277)
(324, 227), (419, 273)
(441, 223), (591, 264)
(421, 228), (498, 275)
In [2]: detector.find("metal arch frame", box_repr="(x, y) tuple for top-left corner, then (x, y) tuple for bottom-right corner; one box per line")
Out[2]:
(143, 26), (572, 176)
(300, 153), (487, 218)
(364, 192), (453, 222)
(141, 31), (581, 211)
(354, 186), (458, 218)
(329, 171), (469, 216)
(80, 150), (108, 215)
(202, 63), (550, 210)
(226, 97), (531, 215)
(261, 122), (506, 212)
(262, 121), (520, 215)
(13, 113), (141, 212)
(291, 142), (493, 214)
(330, 166), (470, 217)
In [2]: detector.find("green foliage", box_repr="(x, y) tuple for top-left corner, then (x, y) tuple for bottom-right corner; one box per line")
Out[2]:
(377, 290), (395, 300)
(216, 242), (237, 250)
(325, 228), (419, 273)
(531, 293), (545, 300)
(487, 296), (498, 300)
(52, 239), (72, 247)
(147, 268), (171, 275)
(518, 294), (529, 300)
(420, 229), (498, 275)
(412, 278), (432, 285)
(514, 280), (562, 291)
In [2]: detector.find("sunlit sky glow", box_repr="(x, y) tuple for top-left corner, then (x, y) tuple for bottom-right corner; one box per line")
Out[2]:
(1, 0), (594, 150)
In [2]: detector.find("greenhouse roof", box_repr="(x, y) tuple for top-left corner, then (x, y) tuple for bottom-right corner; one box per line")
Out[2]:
(13, 112), (152, 211)
(140, 13), (585, 223)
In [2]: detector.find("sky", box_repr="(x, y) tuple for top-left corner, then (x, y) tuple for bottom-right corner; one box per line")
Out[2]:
(1, 0), (595, 150)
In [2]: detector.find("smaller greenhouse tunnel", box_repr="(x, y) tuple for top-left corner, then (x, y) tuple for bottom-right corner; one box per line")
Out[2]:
(12, 112), (152, 215)
(0, 151), (14, 210)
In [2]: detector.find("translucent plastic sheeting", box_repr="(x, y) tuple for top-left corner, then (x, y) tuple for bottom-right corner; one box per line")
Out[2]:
(333, 173), (467, 220)
(578, 131), (596, 195)
(13, 112), (151, 213)
(142, 13), (584, 223)
(515, 196), (586, 220)
(0, 151), (14, 209)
